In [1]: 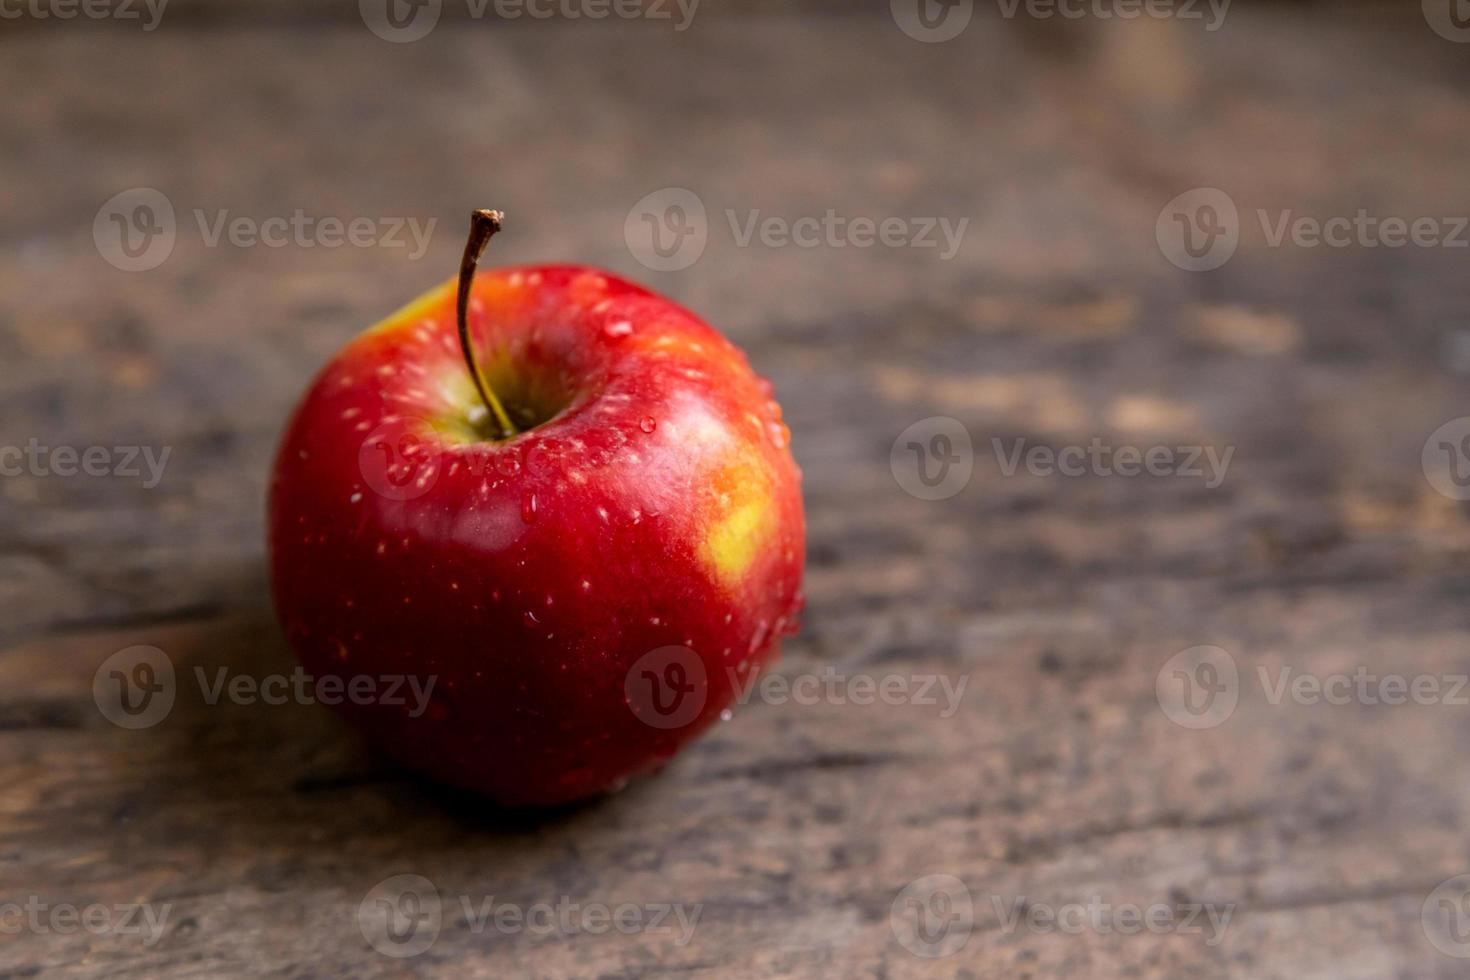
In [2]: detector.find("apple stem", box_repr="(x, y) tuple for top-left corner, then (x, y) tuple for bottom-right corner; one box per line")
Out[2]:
(456, 208), (518, 439)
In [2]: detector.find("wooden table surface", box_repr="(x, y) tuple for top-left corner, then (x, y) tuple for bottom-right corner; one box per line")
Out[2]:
(5, 5), (1470, 978)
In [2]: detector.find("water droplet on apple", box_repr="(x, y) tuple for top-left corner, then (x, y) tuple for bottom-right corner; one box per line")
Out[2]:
(603, 318), (634, 339)
(766, 421), (789, 448)
(521, 492), (538, 523)
(523, 609), (541, 627)
(749, 619), (771, 654)
(639, 417), (657, 434)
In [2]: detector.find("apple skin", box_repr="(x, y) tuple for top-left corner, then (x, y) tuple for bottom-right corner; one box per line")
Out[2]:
(268, 265), (804, 806)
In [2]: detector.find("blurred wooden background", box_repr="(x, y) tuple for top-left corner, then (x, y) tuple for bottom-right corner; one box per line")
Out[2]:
(0, 0), (1440, 25)
(3, 3), (1470, 977)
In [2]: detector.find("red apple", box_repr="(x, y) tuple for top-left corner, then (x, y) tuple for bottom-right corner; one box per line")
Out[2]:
(268, 211), (805, 806)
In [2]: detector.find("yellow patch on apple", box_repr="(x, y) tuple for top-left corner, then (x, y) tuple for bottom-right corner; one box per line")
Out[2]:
(700, 458), (775, 589)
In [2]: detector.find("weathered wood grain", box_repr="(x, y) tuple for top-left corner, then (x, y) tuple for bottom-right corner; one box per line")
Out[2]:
(3, 8), (1470, 978)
